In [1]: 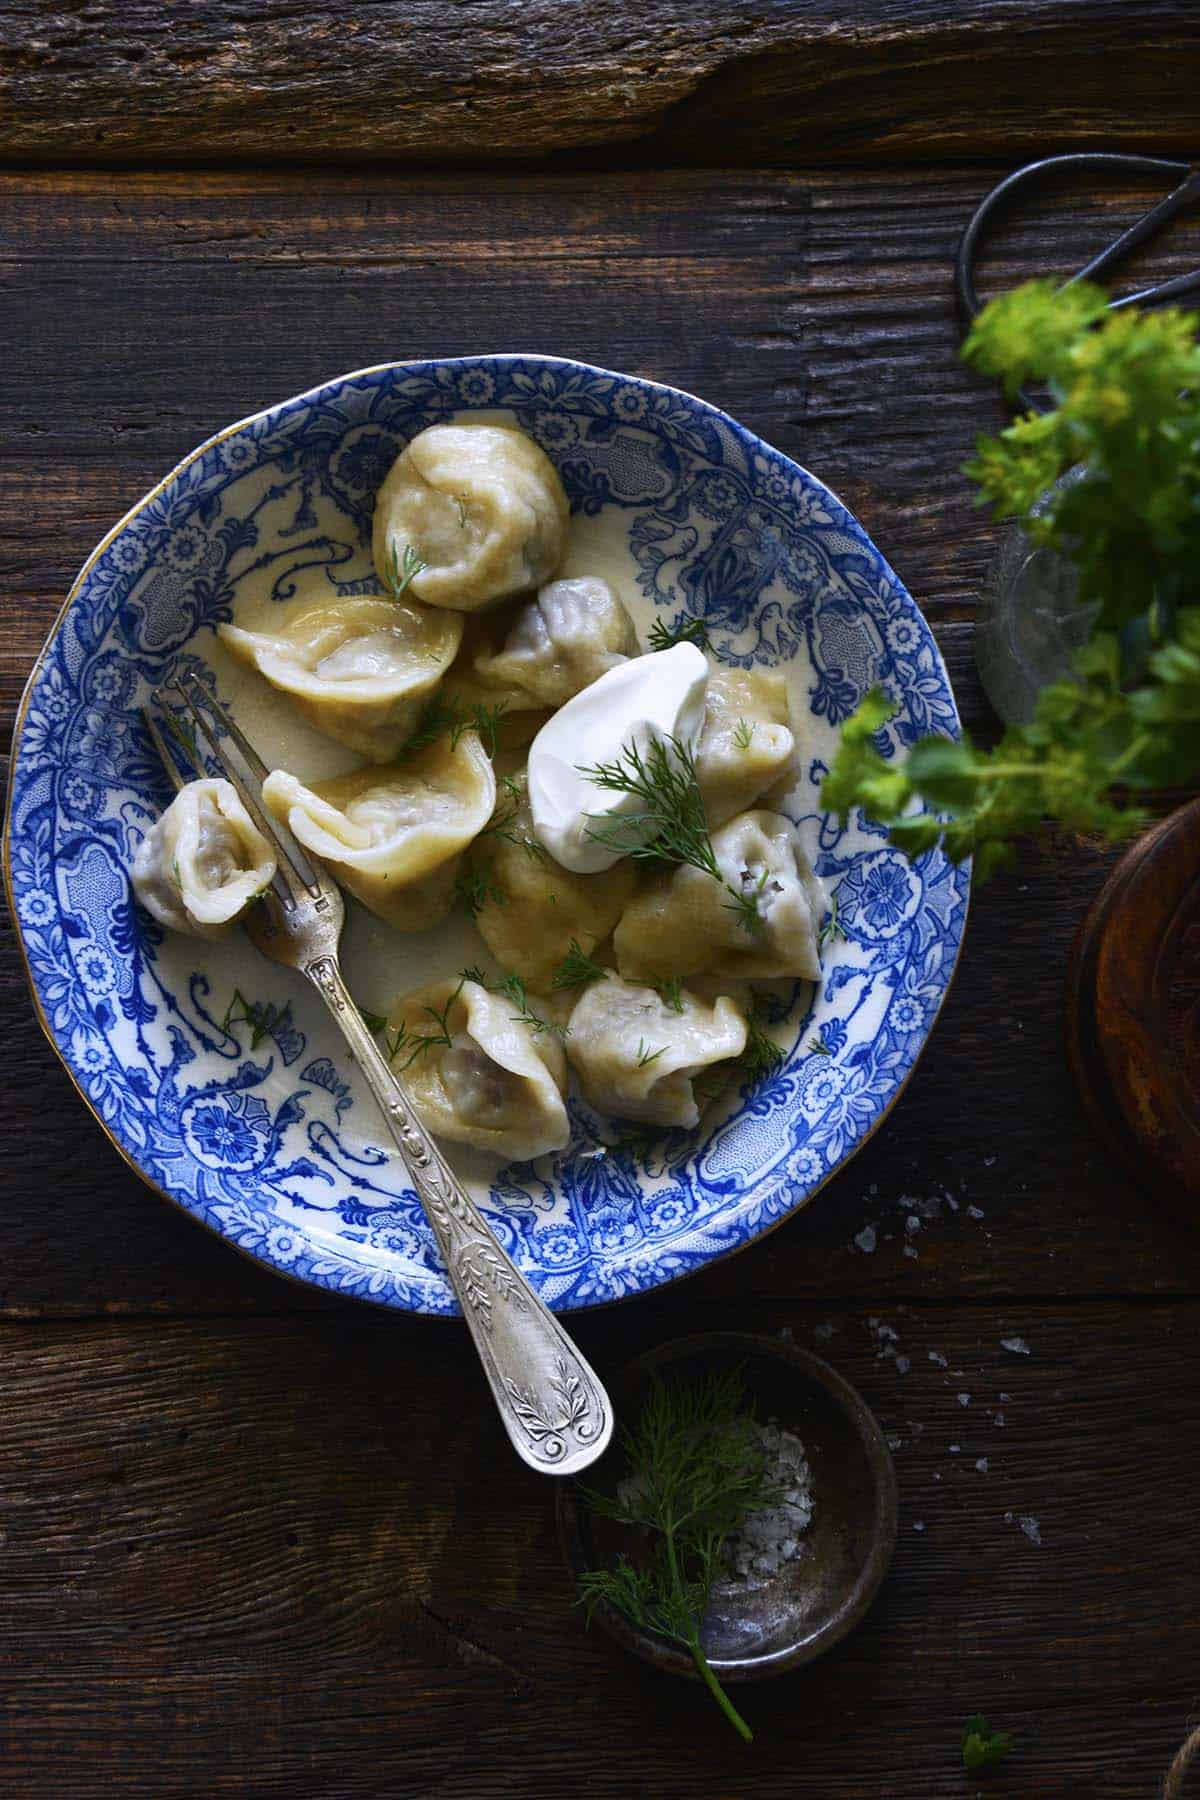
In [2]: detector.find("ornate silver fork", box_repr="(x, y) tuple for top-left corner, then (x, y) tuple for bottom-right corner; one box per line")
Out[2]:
(144, 670), (612, 1477)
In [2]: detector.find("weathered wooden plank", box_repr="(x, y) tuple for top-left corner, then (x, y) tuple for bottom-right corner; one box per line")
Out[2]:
(0, 1304), (1196, 1794)
(4, 164), (1200, 1315)
(0, 2), (1197, 167)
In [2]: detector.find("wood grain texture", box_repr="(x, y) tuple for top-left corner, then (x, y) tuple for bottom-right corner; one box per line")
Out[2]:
(4, 165), (1200, 1315)
(1, 1303), (1197, 1794)
(1, 2), (1198, 166)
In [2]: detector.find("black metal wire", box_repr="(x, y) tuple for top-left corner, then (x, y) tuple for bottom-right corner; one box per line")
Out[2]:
(955, 152), (1200, 411)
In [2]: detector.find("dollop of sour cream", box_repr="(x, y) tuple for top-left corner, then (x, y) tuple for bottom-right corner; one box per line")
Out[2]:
(528, 642), (710, 874)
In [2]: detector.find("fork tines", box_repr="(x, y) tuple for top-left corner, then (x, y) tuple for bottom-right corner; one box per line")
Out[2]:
(145, 671), (323, 911)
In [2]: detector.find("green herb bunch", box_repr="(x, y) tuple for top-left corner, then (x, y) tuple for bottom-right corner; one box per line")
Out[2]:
(578, 1368), (779, 1743)
(822, 280), (1200, 878)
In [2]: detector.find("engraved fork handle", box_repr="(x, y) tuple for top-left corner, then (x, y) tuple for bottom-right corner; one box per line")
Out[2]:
(304, 954), (612, 1476)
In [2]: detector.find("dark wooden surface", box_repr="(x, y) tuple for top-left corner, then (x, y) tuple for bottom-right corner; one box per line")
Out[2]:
(3, 21), (1200, 1795)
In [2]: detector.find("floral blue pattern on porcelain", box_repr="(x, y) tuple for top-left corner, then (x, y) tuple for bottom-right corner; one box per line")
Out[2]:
(6, 355), (968, 1315)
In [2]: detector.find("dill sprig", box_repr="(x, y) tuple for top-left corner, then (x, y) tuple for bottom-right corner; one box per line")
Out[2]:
(635, 1038), (666, 1068)
(578, 1367), (780, 1743)
(221, 988), (294, 1052)
(400, 691), (509, 760)
(578, 733), (763, 937)
(478, 779), (549, 863)
(385, 541), (427, 601)
(378, 978), (467, 1072)
(455, 494), (469, 529)
(491, 971), (568, 1041)
(651, 974), (685, 1013)
(454, 862), (507, 918)
(962, 1716), (1013, 1772)
(818, 891), (846, 948)
(808, 1033), (831, 1057)
(551, 939), (608, 992)
(646, 614), (710, 654)
(731, 716), (754, 752)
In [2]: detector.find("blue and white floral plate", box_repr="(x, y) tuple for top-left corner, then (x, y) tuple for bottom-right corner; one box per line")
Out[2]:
(5, 357), (968, 1314)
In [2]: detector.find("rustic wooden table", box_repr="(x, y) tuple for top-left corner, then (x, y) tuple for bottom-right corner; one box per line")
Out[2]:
(3, 6), (1200, 1796)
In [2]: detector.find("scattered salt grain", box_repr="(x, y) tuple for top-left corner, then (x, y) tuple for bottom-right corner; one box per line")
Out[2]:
(932, 1471), (942, 1482)
(777, 1326), (794, 1343)
(957, 1393), (970, 1407)
(813, 1320), (835, 1342)
(903, 1245), (919, 1260)
(1019, 1515), (1042, 1546)
(945, 1194), (959, 1212)
(976, 1458), (989, 1473)
(855, 1225), (877, 1254)
(1001, 1336), (1031, 1356)
(994, 1411), (1006, 1428)
(967, 1205), (986, 1221)
(983, 1156), (996, 1168)
(905, 1215), (921, 1236)
(999, 1392), (1011, 1402)
(887, 1434), (904, 1451)
(929, 1351), (948, 1368)
(949, 1443), (960, 1454)
(725, 1423), (815, 1587)
(894, 1355), (911, 1375)
(913, 1520), (925, 1532)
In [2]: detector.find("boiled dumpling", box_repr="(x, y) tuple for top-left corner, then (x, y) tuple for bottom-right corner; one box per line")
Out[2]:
(566, 975), (747, 1127)
(473, 577), (637, 708)
(467, 772), (635, 989)
(695, 667), (796, 828)
(390, 976), (569, 1160)
(614, 809), (826, 982)
(132, 777), (275, 940)
(440, 612), (548, 751)
(372, 424), (569, 612)
(217, 593), (462, 762)
(261, 732), (495, 930)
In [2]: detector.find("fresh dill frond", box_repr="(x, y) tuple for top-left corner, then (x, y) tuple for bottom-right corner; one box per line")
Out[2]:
(455, 494), (469, 529)
(579, 732), (719, 876)
(479, 785), (548, 862)
(743, 1008), (785, 1082)
(381, 977), (468, 1073)
(221, 988), (293, 1053)
(651, 974), (685, 1013)
(818, 891), (846, 948)
(551, 939), (607, 991)
(454, 863), (507, 918)
(732, 716), (754, 752)
(492, 971), (569, 1040)
(646, 614), (710, 654)
(400, 693), (509, 761)
(635, 1038), (666, 1068)
(579, 733), (765, 935)
(578, 1367), (781, 1742)
(722, 863), (769, 938)
(359, 1007), (389, 1035)
(386, 541), (427, 601)
(170, 857), (182, 890)
(808, 1033), (831, 1057)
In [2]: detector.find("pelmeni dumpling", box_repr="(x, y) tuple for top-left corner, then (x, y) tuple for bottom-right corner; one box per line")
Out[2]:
(695, 668), (796, 828)
(473, 577), (637, 708)
(217, 594), (462, 762)
(614, 809), (827, 983)
(372, 424), (569, 612)
(566, 975), (747, 1128)
(468, 773), (635, 989)
(261, 733), (495, 931)
(391, 977), (569, 1160)
(132, 778), (276, 940)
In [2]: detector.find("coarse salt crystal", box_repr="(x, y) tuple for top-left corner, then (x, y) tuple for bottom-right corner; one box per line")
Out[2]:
(949, 1443), (960, 1454)
(894, 1355), (911, 1375)
(929, 1351), (948, 1368)
(724, 1423), (815, 1589)
(1019, 1515), (1042, 1546)
(905, 1216), (921, 1236)
(913, 1520), (925, 1532)
(855, 1225), (877, 1254)
(967, 1205), (985, 1220)
(976, 1458), (989, 1473)
(958, 1393), (970, 1407)
(1001, 1337), (1031, 1355)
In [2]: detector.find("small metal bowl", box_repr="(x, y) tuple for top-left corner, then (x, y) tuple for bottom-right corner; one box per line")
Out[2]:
(556, 1331), (898, 1681)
